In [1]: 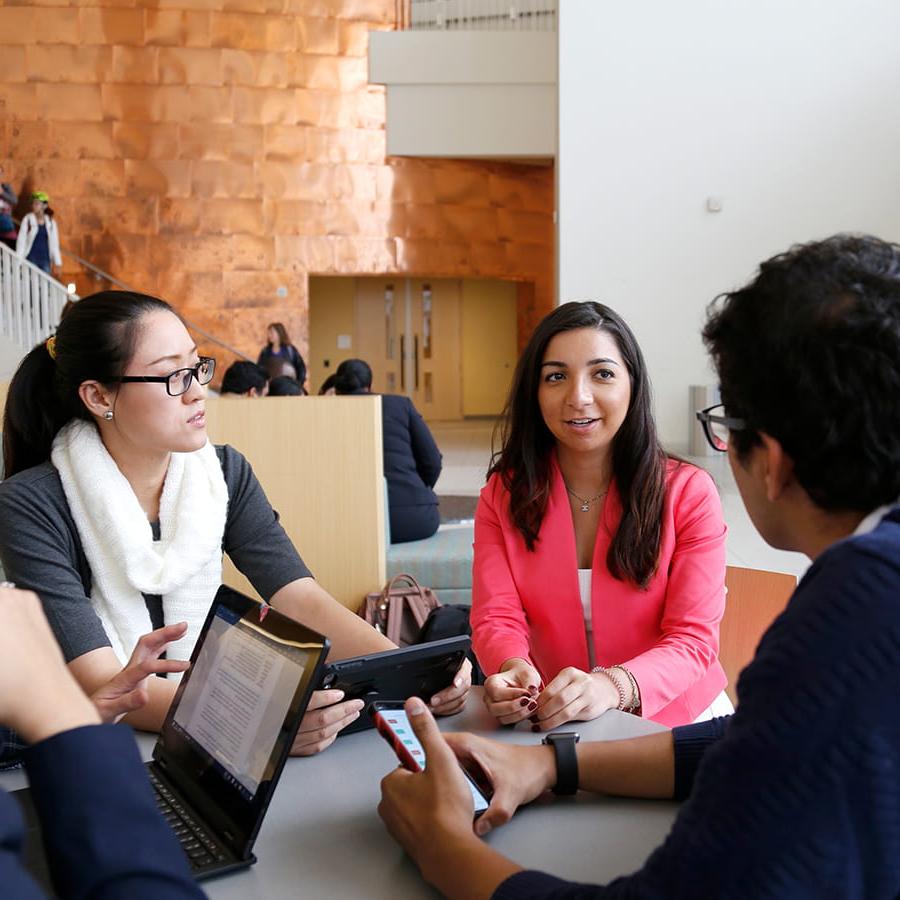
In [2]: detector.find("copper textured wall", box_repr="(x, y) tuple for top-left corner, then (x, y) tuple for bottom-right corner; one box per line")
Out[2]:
(0, 1), (554, 363)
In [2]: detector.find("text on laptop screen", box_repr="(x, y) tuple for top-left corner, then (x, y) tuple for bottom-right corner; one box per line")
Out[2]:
(172, 606), (307, 798)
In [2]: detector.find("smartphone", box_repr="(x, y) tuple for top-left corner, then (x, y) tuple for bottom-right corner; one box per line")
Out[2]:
(370, 701), (491, 818)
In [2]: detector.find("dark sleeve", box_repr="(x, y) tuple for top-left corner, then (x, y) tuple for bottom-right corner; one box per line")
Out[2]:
(24, 724), (204, 899)
(0, 791), (46, 899)
(290, 346), (307, 383)
(406, 400), (442, 488)
(256, 348), (267, 366)
(495, 871), (610, 900)
(0, 474), (111, 662)
(218, 445), (313, 598)
(670, 715), (730, 800)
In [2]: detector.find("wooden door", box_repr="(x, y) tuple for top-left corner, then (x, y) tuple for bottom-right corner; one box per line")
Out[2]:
(353, 277), (462, 420)
(407, 278), (461, 421)
(461, 279), (518, 416)
(354, 278), (403, 395)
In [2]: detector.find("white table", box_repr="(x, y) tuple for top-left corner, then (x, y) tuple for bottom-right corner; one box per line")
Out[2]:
(1, 691), (679, 898)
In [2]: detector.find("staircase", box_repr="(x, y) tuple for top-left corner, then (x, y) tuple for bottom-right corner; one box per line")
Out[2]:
(0, 238), (253, 382)
(0, 241), (72, 378)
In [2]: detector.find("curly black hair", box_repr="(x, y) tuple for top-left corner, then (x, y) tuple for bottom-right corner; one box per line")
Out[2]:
(702, 234), (900, 513)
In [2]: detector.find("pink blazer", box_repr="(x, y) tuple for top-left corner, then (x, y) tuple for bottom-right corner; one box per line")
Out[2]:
(471, 458), (728, 727)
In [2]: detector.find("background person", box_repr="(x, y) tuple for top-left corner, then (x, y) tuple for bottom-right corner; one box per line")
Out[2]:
(0, 587), (203, 898)
(0, 292), (468, 764)
(378, 234), (900, 900)
(472, 302), (729, 731)
(220, 360), (268, 397)
(268, 375), (304, 396)
(257, 322), (307, 391)
(335, 358), (442, 543)
(15, 191), (61, 277)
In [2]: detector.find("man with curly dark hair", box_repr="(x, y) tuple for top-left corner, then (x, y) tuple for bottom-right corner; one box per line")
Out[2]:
(376, 234), (900, 900)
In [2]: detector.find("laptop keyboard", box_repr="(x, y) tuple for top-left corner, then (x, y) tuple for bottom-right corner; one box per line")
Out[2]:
(148, 769), (230, 872)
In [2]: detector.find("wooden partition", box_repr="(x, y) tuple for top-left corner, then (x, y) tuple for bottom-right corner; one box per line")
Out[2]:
(205, 395), (385, 609)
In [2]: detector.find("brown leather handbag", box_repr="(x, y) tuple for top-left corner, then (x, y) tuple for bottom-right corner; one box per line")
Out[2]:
(359, 573), (441, 646)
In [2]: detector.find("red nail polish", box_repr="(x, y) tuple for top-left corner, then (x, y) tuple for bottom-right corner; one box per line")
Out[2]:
(528, 701), (538, 711)
(529, 714), (539, 724)
(528, 685), (539, 694)
(531, 724), (541, 733)
(519, 697), (529, 707)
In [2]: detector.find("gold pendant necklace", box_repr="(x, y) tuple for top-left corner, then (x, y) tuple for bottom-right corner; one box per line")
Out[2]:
(565, 485), (608, 513)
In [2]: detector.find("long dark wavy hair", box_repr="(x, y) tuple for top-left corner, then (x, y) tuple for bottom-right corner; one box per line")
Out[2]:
(489, 301), (668, 588)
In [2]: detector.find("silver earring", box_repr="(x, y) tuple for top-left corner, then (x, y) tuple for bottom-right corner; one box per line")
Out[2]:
(103, 410), (114, 421)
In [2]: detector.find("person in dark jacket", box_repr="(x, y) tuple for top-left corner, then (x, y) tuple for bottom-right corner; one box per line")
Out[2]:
(257, 323), (307, 390)
(377, 235), (900, 900)
(335, 359), (442, 543)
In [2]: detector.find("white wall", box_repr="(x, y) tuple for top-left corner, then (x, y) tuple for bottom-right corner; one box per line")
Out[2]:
(558, 0), (900, 448)
(370, 31), (556, 158)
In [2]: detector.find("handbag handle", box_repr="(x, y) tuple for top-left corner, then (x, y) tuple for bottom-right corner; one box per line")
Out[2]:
(380, 572), (426, 602)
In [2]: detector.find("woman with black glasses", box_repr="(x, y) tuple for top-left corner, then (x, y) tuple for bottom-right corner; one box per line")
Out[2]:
(0, 291), (469, 762)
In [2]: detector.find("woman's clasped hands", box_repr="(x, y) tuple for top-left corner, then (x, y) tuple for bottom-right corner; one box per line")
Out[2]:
(484, 658), (620, 730)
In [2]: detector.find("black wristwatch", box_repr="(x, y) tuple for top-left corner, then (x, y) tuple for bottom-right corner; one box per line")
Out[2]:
(542, 731), (580, 795)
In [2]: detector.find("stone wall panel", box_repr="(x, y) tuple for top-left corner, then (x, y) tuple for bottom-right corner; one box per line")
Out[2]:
(3, 1), (554, 363)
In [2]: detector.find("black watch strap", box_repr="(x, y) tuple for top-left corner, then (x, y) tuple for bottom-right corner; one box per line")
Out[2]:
(543, 732), (580, 795)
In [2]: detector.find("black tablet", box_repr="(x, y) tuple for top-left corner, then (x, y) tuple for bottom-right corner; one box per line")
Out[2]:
(320, 636), (470, 736)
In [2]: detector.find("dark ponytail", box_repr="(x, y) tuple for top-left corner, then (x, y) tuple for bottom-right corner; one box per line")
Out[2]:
(2, 290), (174, 479)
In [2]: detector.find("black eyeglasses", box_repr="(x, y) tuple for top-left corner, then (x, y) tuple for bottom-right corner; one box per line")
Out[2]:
(105, 357), (216, 397)
(696, 403), (747, 452)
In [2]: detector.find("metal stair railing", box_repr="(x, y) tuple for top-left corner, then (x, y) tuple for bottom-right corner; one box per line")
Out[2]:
(0, 240), (72, 350)
(0, 221), (252, 363)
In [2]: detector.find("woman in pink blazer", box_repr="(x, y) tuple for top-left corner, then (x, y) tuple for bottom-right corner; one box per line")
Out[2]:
(472, 301), (730, 729)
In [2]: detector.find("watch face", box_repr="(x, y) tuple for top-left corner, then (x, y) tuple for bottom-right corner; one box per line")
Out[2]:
(545, 731), (580, 744)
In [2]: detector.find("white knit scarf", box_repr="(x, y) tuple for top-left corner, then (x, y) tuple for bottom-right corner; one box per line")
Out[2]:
(51, 419), (228, 670)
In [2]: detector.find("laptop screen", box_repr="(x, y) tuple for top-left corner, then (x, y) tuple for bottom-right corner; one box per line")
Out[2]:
(154, 585), (329, 853)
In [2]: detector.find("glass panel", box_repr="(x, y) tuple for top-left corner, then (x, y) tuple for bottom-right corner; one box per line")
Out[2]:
(384, 283), (395, 360)
(422, 283), (432, 359)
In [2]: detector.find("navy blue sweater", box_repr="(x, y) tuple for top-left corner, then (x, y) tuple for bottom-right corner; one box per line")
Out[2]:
(496, 507), (900, 899)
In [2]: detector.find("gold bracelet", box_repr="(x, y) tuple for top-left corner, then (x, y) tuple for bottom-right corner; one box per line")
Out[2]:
(591, 666), (627, 710)
(611, 664), (640, 713)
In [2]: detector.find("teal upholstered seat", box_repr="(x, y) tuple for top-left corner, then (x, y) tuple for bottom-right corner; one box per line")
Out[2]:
(382, 479), (474, 605)
(385, 525), (474, 606)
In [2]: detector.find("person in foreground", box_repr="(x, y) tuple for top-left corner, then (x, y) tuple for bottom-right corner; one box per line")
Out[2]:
(0, 292), (468, 764)
(379, 234), (900, 899)
(472, 302), (729, 730)
(0, 586), (202, 898)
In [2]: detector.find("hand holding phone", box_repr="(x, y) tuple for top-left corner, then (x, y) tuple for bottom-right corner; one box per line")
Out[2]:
(371, 701), (491, 817)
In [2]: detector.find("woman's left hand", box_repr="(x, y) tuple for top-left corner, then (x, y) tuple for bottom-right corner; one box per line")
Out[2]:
(530, 666), (619, 731)
(429, 657), (472, 716)
(90, 622), (191, 723)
